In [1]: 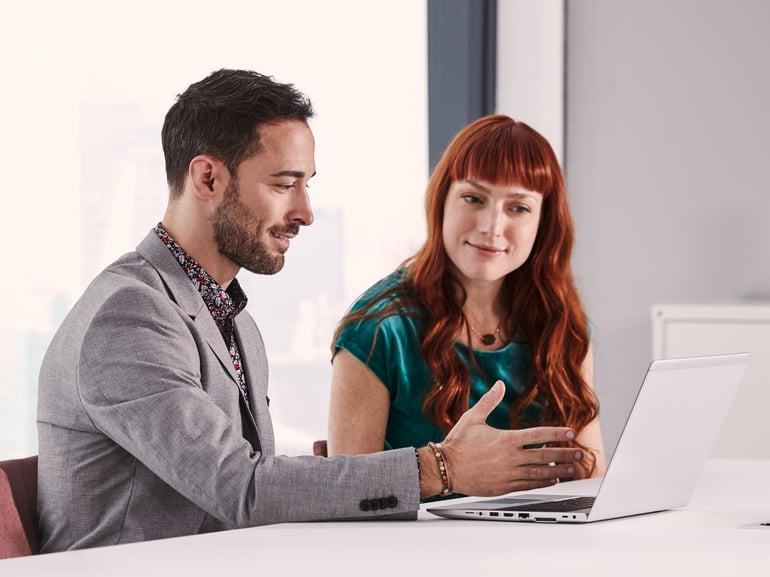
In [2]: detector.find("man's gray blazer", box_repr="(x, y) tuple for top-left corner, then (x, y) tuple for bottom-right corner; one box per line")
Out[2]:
(37, 231), (419, 552)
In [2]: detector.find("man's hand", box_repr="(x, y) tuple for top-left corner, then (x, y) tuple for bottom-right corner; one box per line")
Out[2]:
(419, 381), (582, 499)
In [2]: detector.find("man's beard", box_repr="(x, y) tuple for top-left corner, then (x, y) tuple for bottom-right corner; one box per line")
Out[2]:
(211, 180), (288, 275)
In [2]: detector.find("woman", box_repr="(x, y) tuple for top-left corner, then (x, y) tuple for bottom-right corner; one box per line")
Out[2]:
(328, 115), (605, 487)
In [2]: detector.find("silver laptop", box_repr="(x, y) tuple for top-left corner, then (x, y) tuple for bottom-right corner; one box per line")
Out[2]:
(428, 353), (749, 524)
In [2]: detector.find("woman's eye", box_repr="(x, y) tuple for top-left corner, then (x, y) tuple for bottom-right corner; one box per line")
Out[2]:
(511, 205), (531, 214)
(461, 194), (482, 204)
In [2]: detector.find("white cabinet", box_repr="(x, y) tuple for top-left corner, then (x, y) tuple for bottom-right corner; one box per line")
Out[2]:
(652, 303), (770, 459)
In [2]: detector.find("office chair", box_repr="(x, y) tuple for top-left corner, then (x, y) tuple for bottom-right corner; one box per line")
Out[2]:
(313, 440), (328, 457)
(0, 455), (40, 559)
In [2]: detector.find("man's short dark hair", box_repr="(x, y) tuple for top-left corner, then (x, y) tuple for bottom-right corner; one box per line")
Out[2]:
(161, 69), (314, 197)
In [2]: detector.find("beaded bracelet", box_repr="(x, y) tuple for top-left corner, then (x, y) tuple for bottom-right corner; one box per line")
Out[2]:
(427, 441), (453, 497)
(414, 448), (422, 494)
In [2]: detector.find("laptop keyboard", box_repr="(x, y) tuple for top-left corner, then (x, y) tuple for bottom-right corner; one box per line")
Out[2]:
(503, 496), (596, 512)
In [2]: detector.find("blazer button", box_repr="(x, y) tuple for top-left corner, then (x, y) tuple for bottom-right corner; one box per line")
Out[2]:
(360, 497), (398, 511)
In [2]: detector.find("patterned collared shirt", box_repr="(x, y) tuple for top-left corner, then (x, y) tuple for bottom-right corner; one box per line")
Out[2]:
(154, 223), (250, 404)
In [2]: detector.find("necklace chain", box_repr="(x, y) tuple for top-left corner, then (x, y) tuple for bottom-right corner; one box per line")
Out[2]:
(467, 322), (501, 346)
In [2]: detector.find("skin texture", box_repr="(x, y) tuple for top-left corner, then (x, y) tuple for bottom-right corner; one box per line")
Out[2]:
(441, 180), (542, 289)
(161, 120), (316, 288)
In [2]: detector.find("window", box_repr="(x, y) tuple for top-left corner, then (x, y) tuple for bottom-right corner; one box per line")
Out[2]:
(0, 0), (428, 457)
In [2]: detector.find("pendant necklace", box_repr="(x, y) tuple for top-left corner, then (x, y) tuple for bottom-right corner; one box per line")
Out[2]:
(468, 323), (501, 346)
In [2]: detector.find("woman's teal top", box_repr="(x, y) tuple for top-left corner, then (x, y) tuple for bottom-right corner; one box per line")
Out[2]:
(333, 270), (544, 451)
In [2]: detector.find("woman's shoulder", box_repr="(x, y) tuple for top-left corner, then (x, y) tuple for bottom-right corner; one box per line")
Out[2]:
(339, 269), (426, 343)
(351, 268), (413, 311)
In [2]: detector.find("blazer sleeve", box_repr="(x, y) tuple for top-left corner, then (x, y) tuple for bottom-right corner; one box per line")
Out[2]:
(76, 282), (420, 527)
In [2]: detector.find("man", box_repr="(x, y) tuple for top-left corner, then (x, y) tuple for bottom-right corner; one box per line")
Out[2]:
(37, 69), (582, 552)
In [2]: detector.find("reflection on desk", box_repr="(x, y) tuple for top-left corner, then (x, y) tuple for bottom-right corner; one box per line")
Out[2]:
(2, 458), (768, 577)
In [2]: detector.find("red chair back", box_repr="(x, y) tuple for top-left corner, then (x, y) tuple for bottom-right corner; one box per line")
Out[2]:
(0, 455), (39, 558)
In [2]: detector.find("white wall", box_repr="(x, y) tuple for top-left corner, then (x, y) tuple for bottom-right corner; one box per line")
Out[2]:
(496, 0), (565, 163)
(497, 0), (770, 457)
(565, 0), (770, 456)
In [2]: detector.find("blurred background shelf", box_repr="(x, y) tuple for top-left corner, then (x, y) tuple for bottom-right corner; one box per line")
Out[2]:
(652, 303), (770, 460)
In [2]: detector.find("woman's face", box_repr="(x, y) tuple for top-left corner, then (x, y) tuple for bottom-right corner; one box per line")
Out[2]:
(442, 178), (543, 289)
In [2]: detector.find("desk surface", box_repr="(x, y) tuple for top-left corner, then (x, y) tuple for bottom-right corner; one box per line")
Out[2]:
(3, 458), (769, 576)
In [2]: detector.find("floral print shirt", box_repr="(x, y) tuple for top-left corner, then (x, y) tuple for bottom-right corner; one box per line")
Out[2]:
(154, 223), (250, 404)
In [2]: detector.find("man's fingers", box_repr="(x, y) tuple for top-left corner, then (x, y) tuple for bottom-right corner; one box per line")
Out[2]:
(517, 463), (577, 481)
(515, 425), (576, 446)
(524, 447), (584, 466)
(461, 380), (506, 424)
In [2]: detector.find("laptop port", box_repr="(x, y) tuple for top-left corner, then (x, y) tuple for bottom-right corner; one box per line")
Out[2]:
(518, 513), (529, 519)
(489, 512), (499, 517)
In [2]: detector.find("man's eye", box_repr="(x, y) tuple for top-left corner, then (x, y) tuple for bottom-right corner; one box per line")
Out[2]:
(277, 183), (296, 191)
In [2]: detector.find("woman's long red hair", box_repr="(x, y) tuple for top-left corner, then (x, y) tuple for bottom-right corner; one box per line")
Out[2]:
(333, 115), (599, 475)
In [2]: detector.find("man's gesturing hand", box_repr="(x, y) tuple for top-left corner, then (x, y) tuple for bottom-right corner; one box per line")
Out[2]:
(434, 380), (582, 498)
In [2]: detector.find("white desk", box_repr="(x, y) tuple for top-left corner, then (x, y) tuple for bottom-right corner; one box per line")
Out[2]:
(3, 459), (769, 576)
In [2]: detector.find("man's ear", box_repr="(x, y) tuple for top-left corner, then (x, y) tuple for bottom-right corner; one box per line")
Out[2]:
(188, 155), (228, 200)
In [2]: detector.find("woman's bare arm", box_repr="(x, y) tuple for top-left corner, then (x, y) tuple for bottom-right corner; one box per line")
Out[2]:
(576, 343), (607, 476)
(327, 349), (391, 455)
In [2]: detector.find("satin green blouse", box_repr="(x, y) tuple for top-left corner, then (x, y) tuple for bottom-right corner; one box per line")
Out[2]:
(333, 270), (543, 451)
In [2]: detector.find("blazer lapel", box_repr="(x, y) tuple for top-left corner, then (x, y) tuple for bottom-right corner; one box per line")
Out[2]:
(135, 230), (269, 452)
(136, 232), (240, 386)
(235, 316), (275, 454)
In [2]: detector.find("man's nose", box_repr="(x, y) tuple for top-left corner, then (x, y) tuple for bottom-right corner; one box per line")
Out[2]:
(290, 188), (314, 226)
